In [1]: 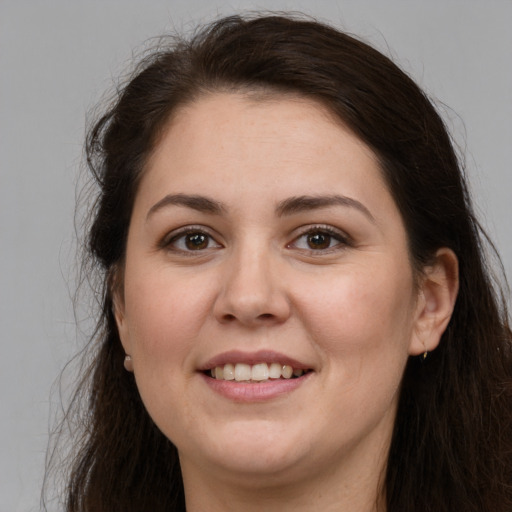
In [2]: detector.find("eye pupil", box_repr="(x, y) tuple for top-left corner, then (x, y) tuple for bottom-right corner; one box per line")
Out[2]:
(307, 233), (330, 249)
(185, 233), (208, 250)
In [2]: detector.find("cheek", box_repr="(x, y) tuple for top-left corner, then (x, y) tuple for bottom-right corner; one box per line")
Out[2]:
(296, 267), (416, 428)
(123, 270), (213, 364)
(295, 264), (416, 355)
(122, 272), (214, 439)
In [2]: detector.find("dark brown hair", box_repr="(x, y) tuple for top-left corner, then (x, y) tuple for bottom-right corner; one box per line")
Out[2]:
(47, 14), (512, 512)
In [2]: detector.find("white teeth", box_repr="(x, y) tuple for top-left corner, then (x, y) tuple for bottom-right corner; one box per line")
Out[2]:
(210, 362), (308, 382)
(234, 363), (251, 381)
(223, 363), (235, 380)
(251, 363), (269, 381)
(282, 365), (293, 379)
(269, 362), (282, 379)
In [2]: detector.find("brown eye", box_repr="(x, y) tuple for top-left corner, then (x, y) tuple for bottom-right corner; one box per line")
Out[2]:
(289, 226), (350, 253)
(307, 232), (331, 250)
(165, 228), (222, 253)
(185, 233), (209, 250)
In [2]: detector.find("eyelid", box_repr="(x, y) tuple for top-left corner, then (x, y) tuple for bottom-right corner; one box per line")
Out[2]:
(159, 223), (351, 254)
(160, 225), (223, 252)
(287, 224), (353, 252)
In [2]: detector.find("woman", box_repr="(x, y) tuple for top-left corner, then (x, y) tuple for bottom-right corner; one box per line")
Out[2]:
(51, 14), (511, 512)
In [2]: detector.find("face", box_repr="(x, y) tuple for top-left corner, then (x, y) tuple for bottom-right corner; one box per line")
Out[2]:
(115, 93), (428, 488)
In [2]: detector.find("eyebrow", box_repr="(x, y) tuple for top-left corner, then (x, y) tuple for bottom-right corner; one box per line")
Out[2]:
(146, 192), (375, 223)
(276, 195), (376, 223)
(146, 193), (226, 220)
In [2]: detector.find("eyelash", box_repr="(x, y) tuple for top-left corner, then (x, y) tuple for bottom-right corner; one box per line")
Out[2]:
(288, 225), (352, 253)
(161, 226), (222, 254)
(160, 224), (352, 255)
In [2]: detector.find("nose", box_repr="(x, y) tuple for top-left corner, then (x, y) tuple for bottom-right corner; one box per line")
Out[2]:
(213, 244), (291, 327)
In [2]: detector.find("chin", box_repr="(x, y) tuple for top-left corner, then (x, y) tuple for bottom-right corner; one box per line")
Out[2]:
(180, 419), (311, 481)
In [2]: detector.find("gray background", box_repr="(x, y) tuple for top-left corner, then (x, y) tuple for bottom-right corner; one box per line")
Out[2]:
(1, 1), (511, 510)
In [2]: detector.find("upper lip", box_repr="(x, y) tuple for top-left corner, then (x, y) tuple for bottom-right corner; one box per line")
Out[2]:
(199, 350), (312, 371)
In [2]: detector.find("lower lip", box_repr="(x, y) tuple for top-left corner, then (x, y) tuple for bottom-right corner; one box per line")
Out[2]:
(201, 372), (312, 402)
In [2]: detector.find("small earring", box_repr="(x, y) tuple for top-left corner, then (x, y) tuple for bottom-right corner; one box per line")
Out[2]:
(124, 354), (134, 372)
(422, 350), (428, 360)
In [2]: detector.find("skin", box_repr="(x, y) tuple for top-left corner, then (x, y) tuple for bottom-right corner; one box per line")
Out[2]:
(115, 93), (458, 511)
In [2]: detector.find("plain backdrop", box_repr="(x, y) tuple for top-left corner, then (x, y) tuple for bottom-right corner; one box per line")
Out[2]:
(1, 1), (511, 510)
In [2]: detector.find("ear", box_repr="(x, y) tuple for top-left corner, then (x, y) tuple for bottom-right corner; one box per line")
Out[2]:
(409, 248), (459, 356)
(110, 264), (132, 357)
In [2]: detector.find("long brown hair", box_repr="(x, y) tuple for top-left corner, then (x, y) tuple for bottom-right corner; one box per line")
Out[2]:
(46, 14), (512, 511)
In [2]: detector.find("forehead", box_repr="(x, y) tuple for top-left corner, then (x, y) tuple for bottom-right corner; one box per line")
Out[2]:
(141, 93), (389, 202)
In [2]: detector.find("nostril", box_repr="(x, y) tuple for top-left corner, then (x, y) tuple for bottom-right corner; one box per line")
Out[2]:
(220, 312), (275, 324)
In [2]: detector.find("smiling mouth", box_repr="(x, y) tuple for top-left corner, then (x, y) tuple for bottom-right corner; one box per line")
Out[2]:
(206, 362), (312, 382)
